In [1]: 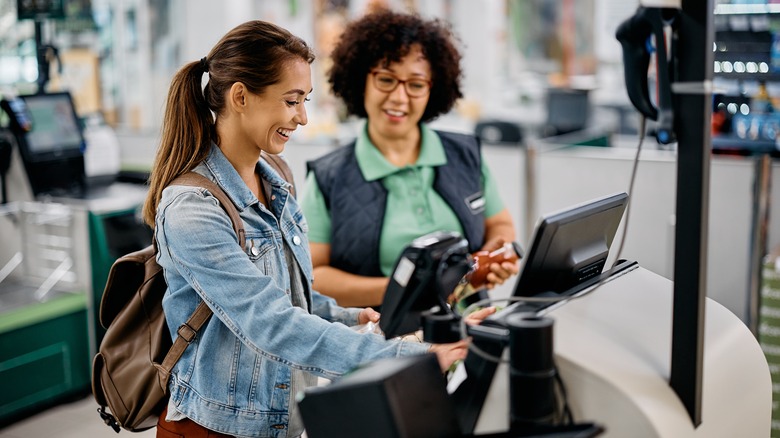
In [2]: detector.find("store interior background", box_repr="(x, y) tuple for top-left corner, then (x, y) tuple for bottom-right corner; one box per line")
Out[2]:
(2, 0), (780, 434)
(0, 0), (760, 325)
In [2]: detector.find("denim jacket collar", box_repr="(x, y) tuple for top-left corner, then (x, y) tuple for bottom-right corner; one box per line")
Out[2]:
(201, 143), (293, 211)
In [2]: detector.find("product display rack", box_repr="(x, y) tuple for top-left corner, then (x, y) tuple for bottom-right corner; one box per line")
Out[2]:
(714, 4), (780, 437)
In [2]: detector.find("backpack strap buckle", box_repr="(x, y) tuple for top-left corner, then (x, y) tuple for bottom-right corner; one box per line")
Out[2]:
(177, 323), (197, 343)
(97, 406), (121, 433)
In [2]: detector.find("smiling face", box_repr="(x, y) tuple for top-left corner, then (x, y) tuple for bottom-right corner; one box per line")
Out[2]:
(239, 58), (312, 155)
(364, 45), (431, 145)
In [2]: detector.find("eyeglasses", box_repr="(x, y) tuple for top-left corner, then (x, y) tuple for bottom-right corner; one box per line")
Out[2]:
(370, 71), (431, 97)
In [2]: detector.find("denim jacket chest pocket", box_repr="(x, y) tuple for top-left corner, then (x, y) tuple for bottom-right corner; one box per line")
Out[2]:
(285, 209), (312, 275)
(240, 195), (314, 292)
(244, 237), (276, 276)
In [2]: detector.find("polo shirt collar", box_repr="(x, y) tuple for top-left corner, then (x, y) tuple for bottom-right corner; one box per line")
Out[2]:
(356, 123), (447, 181)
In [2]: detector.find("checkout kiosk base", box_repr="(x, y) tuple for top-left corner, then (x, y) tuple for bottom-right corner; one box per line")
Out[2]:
(470, 265), (771, 437)
(300, 264), (771, 437)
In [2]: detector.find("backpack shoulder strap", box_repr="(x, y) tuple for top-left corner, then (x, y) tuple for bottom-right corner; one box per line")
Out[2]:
(170, 172), (246, 248)
(157, 172), (246, 384)
(261, 151), (296, 198)
(158, 300), (211, 384)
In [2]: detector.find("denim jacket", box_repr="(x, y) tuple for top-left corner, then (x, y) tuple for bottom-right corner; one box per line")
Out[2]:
(155, 144), (429, 437)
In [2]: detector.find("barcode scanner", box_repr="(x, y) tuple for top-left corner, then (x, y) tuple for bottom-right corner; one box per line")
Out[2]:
(616, 6), (679, 145)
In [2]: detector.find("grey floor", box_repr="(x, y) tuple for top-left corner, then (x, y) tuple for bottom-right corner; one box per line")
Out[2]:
(0, 393), (326, 438)
(0, 395), (156, 438)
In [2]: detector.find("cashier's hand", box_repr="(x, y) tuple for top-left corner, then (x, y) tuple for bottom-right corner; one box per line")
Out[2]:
(357, 307), (381, 325)
(429, 307), (496, 371)
(480, 238), (520, 289)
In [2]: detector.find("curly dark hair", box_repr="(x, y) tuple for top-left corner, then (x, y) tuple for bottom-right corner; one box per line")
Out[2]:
(328, 9), (463, 123)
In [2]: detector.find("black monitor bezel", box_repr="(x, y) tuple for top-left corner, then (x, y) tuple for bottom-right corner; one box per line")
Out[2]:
(16, 0), (66, 20)
(17, 91), (85, 163)
(511, 192), (629, 300)
(452, 193), (630, 434)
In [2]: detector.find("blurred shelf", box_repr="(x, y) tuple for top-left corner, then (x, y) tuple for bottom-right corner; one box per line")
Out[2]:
(712, 134), (780, 156)
(715, 4), (780, 15)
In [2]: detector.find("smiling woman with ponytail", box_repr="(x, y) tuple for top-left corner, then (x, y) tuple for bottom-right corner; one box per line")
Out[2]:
(142, 19), (481, 438)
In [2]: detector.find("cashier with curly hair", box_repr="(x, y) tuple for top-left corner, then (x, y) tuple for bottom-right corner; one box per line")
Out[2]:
(300, 9), (519, 308)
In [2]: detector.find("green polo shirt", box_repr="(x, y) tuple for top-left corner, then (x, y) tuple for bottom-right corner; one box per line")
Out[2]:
(300, 123), (504, 276)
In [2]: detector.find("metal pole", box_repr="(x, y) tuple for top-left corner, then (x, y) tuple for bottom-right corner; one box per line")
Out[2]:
(34, 19), (48, 93)
(669, 0), (713, 426)
(523, 139), (537, 243)
(747, 154), (772, 336)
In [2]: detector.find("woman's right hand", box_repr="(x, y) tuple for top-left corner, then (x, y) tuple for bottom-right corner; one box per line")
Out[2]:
(427, 307), (496, 370)
(429, 339), (471, 371)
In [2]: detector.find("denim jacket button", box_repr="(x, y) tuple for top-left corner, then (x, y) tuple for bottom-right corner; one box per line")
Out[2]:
(292, 235), (301, 245)
(251, 246), (259, 256)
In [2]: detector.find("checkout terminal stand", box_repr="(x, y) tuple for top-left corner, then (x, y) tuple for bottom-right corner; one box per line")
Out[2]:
(299, 228), (771, 437)
(465, 266), (770, 437)
(0, 90), (150, 425)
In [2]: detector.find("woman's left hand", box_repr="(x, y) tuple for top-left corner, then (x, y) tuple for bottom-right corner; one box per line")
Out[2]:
(358, 307), (381, 325)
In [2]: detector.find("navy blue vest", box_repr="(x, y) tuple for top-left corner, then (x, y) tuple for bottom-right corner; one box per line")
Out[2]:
(306, 130), (486, 277)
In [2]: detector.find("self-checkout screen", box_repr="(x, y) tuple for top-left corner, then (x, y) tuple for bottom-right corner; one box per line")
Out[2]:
(21, 93), (84, 159)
